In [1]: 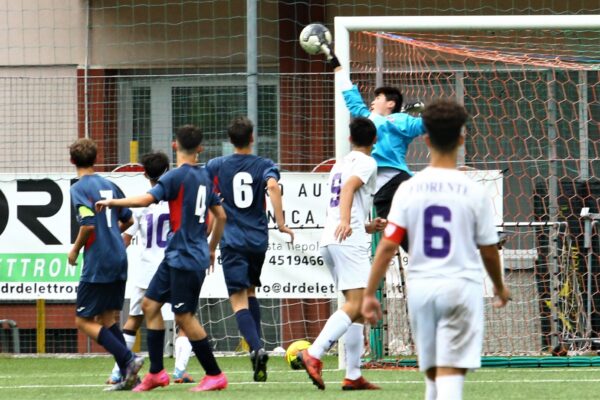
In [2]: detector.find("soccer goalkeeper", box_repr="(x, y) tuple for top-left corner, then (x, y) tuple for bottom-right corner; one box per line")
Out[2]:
(318, 40), (426, 248)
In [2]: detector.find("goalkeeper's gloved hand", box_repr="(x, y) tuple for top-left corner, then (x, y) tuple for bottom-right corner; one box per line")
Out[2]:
(320, 43), (341, 69)
(401, 101), (425, 114)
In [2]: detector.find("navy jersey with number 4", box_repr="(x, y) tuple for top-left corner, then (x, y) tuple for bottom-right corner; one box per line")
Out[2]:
(148, 164), (220, 271)
(206, 154), (279, 252)
(70, 174), (132, 283)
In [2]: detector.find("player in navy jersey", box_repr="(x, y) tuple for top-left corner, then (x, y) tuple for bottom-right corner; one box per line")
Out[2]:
(206, 116), (294, 382)
(68, 138), (144, 391)
(105, 151), (195, 386)
(96, 125), (228, 392)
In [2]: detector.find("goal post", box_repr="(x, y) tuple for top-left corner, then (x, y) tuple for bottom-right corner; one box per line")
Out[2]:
(333, 15), (600, 365)
(334, 14), (600, 157)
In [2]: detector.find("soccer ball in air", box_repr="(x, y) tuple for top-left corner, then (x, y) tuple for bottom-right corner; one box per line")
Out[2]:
(299, 23), (332, 55)
(285, 339), (311, 370)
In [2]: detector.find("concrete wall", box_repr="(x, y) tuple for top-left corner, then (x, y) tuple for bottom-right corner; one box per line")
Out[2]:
(0, 66), (78, 172)
(0, 0), (85, 66)
(88, 0), (279, 69)
(0, 1), (598, 69)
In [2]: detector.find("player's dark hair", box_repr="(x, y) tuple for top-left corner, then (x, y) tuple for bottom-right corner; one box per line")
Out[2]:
(227, 116), (253, 148)
(374, 86), (403, 113)
(141, 151), (170, 182)
(350, 117), (377, 147)
(69, 138), (97, 167)
(421, 99), (469, 153)
(175, 125), (203, 153)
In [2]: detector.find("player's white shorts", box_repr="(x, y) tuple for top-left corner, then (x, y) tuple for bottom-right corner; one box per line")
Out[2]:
(129, 286), (174, 320)
(407, 278), (484, 372)
(320, 244), (370, 291)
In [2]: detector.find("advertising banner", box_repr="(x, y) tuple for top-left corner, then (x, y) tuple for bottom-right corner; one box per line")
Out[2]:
(0, 172), (334, 299)
(0, 170), (502, 300)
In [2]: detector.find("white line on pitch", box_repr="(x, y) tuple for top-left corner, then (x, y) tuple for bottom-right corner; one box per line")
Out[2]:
(0, 370), (333, 379)
(2, 378), (600, 390)
(2, 367), (600, 380)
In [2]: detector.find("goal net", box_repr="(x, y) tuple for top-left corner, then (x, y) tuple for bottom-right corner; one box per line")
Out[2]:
(334, 16), (600, 360)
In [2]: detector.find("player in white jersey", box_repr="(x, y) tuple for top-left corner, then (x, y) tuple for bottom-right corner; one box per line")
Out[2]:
(297, 117), (386, 391)
(106, 151), (195, 385)
(362, 100), (511, 400)
(316, 43), (426, 253)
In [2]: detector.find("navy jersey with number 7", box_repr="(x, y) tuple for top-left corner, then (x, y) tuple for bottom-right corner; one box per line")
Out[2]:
(148, 164), (221, 271)
(70, 174), (132, 283)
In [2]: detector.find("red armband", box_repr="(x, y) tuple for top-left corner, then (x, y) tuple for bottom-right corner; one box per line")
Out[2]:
(383, 222), (406, 245)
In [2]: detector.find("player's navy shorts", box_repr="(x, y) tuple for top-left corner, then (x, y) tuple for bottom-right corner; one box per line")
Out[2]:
(373, 169), (412, 219)
(76, 280), (126, 318)
(221, 247), (265, 296)
(374, 169), (411, 251)
(145, 260), (205, 314)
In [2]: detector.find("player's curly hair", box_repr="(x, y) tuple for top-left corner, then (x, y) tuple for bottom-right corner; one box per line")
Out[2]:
(422, 99), (469, 153)
(141, 151), (170, 181)
(175, 125), (203, 153)
(69, 138), (97, 167)
(227, 116), (253, 148)
(374, 86), (403, 113)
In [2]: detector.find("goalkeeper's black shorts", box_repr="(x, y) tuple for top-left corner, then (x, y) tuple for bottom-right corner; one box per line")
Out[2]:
(373, 169), (412, 252)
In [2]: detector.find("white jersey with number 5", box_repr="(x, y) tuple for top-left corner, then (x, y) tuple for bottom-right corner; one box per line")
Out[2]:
(386, 167), (498, 282)
(125, 201), (170, 288)
(321, 150), (377, 247)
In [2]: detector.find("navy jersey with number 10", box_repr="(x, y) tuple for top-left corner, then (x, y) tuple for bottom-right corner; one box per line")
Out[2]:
(206, 154), (279, 252)
(70, 174), (132, 283)
(148, 164), (221, 271)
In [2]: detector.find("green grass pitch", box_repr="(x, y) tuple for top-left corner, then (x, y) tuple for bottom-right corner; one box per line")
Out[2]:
(0, 355), (598, 399)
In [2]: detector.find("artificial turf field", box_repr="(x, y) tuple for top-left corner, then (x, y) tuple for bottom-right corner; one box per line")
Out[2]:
(0, 355), (598, 399)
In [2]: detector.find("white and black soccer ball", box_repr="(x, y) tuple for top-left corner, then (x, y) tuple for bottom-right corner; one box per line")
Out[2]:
(299, 23), (332, 55)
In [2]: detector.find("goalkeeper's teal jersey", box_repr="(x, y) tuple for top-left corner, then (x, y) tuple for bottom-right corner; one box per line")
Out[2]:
(342, 85), (426, 174)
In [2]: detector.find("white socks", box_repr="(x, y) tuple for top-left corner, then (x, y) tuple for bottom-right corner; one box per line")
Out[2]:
(435, 375), (465, 400)
(308, 310), (352, 359)
(343, 323), (364, 380)
(123, 332), (136, 350)
(174, 335), (193, 372)
(425, 377), (437, 400)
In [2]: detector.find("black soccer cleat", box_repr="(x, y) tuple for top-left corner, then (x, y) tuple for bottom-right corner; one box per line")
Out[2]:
(250, 348), (269, 382)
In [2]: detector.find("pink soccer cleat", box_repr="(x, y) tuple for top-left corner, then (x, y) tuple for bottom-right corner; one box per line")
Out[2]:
(132, 369), (170, 392)
(189, 373), (228, 392)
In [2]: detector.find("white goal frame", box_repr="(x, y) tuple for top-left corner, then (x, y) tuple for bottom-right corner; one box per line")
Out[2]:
(334, 14), (600, 157)
(333, 14), (600, 369)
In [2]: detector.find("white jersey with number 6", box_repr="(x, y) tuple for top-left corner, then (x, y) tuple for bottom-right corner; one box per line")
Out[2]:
(321, 150), (377, 247)
(125, 201), (170, 288)
(386, 167), (498, 282)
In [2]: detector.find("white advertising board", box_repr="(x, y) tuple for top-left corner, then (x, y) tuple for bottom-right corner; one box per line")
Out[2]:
(0, 172), (334, 299)
(0, 170), (503, 300)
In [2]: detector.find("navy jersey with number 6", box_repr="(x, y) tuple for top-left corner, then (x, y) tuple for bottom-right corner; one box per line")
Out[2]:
(148, 164), (220, 271)
(206, 154), (279, 252)
(70, 174), (132, 283)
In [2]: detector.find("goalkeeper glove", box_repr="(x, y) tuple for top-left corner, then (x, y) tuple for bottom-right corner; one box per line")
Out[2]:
(320, 43), (341, 69)
(401, 101), (425, 114)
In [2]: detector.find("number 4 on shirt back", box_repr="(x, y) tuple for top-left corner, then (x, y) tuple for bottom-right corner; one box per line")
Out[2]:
(195, 185), (207, 223)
